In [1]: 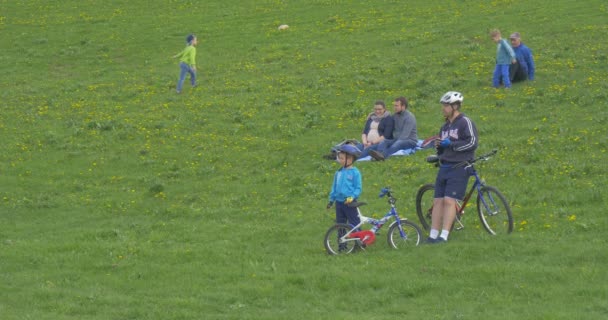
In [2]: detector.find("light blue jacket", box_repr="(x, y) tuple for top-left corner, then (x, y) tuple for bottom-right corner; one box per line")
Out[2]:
(328, 167), (362, 202)
(496, 38), (516, 65)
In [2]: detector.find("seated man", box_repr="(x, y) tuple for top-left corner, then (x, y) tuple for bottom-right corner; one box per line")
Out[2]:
(368, 96), (418, 161)
(509, 32), (535, 83)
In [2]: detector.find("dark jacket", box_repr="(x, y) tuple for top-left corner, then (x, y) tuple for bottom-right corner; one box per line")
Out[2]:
(363, 116), (394, 140)
(437, 113), (478, 163)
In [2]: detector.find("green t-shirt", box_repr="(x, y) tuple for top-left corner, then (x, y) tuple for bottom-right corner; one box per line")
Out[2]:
(177, 45), (196, 66)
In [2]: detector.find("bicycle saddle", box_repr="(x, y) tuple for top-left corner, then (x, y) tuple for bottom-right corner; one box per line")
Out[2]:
(347, 201), (367, 208)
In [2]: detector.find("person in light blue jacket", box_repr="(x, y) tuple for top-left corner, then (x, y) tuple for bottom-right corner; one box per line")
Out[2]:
(490, 29), (516, 88)
(327, 145), (363, 230)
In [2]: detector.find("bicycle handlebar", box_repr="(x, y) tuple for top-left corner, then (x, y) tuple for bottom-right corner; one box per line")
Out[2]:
(426, 149), (498, 167)
(469, 149), (498, 164)
(378, 187), (391, 198)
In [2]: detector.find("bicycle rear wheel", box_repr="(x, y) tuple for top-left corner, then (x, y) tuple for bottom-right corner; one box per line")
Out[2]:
(415, 183), (435, 231)
(324, 223), (358, 255)
(477, 185), (513, 235)
(387, 219), (422, 248)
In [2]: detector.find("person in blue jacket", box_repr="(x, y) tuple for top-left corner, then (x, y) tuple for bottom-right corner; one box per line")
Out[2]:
(327, 145), (363, 230)
(427, 91), (478, 244)
(509, 32), (535, 83)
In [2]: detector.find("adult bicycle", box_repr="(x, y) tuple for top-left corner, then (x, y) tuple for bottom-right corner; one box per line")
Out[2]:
(415, 149), (514, 235)
(324, 187), (423, 255)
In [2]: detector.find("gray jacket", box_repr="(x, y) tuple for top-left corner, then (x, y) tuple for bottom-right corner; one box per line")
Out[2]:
(392, 110), (418, 142)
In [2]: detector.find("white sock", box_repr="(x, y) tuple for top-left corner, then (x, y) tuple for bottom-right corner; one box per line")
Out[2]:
(429, 229), (439, 239)
(440, 230), (450, 240)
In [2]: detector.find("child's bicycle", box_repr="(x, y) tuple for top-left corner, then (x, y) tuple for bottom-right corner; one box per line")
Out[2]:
(415, 149), (514, 235)
(324, 187), (423, 255)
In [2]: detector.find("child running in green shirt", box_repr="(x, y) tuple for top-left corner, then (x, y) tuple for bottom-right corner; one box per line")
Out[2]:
(173, 34), (198, 93)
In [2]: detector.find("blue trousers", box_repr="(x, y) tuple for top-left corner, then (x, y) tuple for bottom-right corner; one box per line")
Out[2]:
(492, 64), (511, 88)
(177, 62), (196, 92)
(335, 201), (360, 227)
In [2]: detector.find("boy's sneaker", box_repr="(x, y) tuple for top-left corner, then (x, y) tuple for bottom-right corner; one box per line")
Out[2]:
(369, 150), (385, 161)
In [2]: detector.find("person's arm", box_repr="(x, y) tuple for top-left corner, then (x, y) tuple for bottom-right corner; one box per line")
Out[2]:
(362, 118), (372, 146)
(328, 172), (338, 202)
(525, 47), (535, 80)
(352, 169), (362, 200)
(504, 40), (517, 63)
(451, 117), (478, 152)
(381, 116), (394, 140)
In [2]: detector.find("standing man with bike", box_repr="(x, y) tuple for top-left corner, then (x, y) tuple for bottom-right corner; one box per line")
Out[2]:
(428, 91), (478, 243)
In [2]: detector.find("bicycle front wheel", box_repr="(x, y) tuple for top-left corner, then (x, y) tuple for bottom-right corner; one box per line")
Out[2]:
(415, 184), (435, 231)
(477, 186), (514, 235)
(324, 223), (358, 255)
(387, 219), (422, 249)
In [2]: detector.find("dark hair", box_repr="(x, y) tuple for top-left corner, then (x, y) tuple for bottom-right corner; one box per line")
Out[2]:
(374, 100), (385, 108)
(186, 34), (196, 44)
(395, 96), (408, 108)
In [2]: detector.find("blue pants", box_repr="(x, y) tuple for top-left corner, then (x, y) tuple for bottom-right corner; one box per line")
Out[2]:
(376, 139), (418, 158)
(492, 64), (511, 88)
(177, 62), (196, 92)
(335, 201), (360, 227)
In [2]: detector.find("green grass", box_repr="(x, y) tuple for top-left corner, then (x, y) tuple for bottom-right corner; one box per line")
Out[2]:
(1, 0), (607, 319)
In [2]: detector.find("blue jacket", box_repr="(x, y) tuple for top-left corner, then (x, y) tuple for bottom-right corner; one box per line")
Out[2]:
(513, 43), (535, 80)
(328, 167), (362, 202)
(496, 39), (516, 65)
(437, 113), (478, 163)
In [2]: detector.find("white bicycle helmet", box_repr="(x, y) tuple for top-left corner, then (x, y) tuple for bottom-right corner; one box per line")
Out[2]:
(440, 91), (464, 104)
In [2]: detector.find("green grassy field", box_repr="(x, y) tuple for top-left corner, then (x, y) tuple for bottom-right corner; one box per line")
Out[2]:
(1, 0), (607, 319)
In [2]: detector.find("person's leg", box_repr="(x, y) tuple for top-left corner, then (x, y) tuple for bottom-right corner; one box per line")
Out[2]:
(512, 64), (528, 83)
(509, 62), (519, 82)
(429, 168), (448, 241)
(344, 205), (361, 228)
(359, 143), (378, 159)
(501, 65), (512, 88)
(384, 139), (418, 158)
(335, 202), (349, 250)
(189, 67), (197, 87)
(375, 140), (392, 154)
(369, 140), (392, 160)
(492, 65), (501, 88)
(439, 166), (470, 240)
(177, 62), (188, 93)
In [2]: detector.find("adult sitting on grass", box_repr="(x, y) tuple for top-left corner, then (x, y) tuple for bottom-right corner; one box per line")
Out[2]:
(509, 32), (535, 83)
(357, 100), (394, 159)
(367, 96), (418, 161)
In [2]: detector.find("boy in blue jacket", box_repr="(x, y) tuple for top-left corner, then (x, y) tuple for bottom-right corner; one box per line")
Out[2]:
(327, 145), (362, 229)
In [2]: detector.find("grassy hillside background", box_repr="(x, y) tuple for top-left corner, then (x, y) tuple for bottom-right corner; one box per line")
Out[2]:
(1, 0), (607, 319)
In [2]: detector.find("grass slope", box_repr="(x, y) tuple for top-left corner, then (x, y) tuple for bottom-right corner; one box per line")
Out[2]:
(1, 0), (607, 319)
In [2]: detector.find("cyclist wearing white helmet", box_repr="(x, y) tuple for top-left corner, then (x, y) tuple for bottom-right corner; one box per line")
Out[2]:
(327, 144), (363, 230)
(428, 91), (479, 244)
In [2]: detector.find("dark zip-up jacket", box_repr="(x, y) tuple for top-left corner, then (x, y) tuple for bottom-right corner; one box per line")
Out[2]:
(437, 113), (478, 163)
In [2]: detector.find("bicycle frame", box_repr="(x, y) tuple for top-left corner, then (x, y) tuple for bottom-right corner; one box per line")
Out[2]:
(452, 165), (484, 230)
(337, 206), (399, 245)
